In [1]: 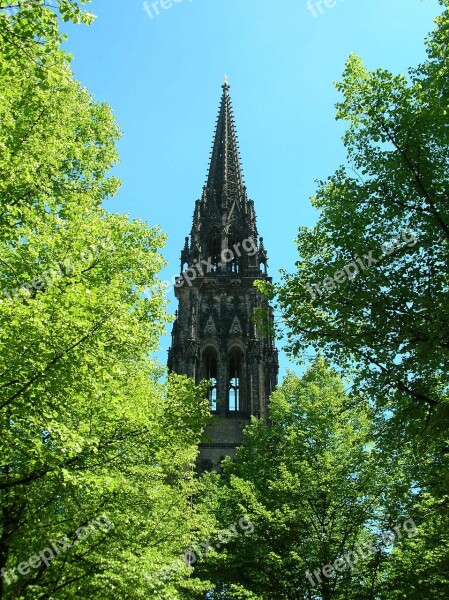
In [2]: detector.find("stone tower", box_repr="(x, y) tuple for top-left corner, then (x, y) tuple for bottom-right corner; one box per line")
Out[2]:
(168, 80), (278, 472)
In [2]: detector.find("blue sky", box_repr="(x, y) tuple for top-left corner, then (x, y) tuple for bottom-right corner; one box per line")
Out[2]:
(63, 0), (442, 379)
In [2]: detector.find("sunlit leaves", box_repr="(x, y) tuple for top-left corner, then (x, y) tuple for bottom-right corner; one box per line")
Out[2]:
(0, 5), (211, 598)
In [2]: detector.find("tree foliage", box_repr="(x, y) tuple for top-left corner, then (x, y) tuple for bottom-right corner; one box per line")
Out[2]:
(0, 1), (95, 48)
(0, 3), (211, 598)
(256, 2), (449, 597)
(262, 0), (449, 431)
(192, 360), (410, 600)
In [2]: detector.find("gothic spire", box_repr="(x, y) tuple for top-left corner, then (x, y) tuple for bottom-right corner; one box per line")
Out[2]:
(205, 78), (245, 206)
(169, 82), (278, 475)
(186, 80), (261, 274)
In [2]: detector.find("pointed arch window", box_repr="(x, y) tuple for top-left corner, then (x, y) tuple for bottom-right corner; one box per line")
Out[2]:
(209, 380), (217, 411)
(227, 231), (240, 274)
(228, 355), (240, 411)
(203, 348), (218, 411)
(207, 229), (221, 273)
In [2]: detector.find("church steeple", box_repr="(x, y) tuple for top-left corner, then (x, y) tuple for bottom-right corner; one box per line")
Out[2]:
(168, 80), (278, 473)
(184, 81), (261, 277)
(205, 78), (245, 208)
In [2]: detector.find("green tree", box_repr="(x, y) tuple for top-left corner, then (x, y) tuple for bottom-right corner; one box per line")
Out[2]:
(0, 3), (211, 598)
(0, 1), (95, 48)
(379, 492), (449, 600)
(258, 2), (449, 596)
(263, 0), (449, 435)
(0, 0), (95, 86)
(260, 2), (449, 436)
(193, 360), (405, 600)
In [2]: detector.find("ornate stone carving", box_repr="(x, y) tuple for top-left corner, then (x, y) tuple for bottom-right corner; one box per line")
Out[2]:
(168, 81), (278, 474)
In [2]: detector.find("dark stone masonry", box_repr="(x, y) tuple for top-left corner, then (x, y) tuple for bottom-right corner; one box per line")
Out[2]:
(168, 80), (278, 472)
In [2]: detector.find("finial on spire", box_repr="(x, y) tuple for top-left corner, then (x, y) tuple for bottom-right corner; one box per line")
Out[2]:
(222, 74), (230, 91)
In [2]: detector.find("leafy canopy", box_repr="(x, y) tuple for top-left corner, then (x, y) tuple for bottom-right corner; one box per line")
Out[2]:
(0, 2), (212, 598)
(193, 360), (406, 600)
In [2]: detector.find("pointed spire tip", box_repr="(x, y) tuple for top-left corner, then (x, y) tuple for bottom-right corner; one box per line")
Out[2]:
(222, 73), (230, 91)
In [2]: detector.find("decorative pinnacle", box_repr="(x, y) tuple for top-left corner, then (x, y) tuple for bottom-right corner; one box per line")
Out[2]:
(222, 74), (230, 91)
